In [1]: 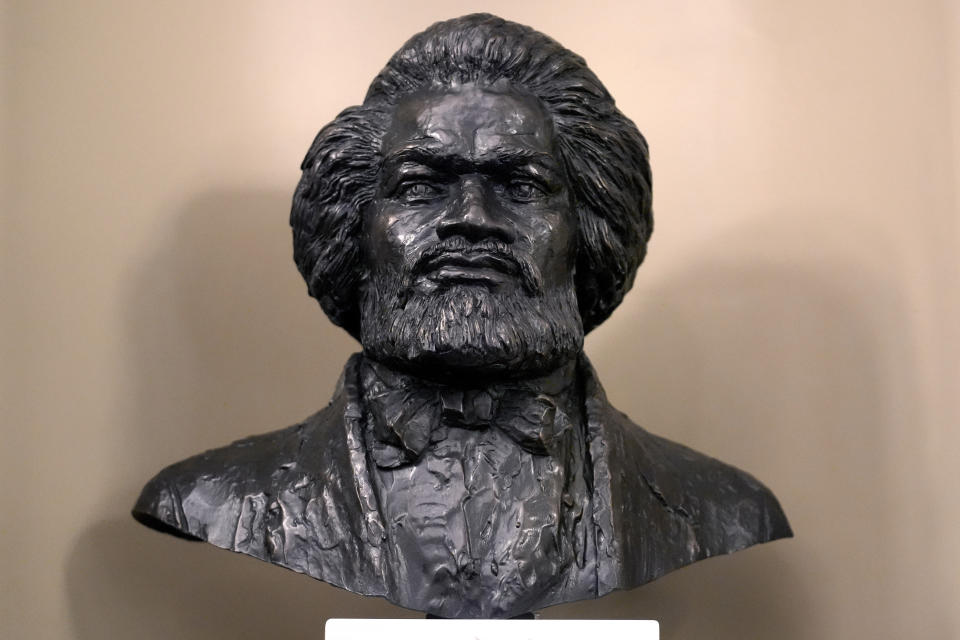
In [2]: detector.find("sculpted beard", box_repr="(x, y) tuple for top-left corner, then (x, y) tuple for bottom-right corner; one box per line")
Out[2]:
(360, 239), (584, 379)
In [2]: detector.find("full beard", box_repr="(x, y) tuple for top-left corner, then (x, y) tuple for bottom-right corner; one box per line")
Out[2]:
(360, 271), (584, 383)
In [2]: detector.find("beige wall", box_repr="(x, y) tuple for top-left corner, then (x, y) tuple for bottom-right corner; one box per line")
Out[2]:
(3, 1), (958, 637)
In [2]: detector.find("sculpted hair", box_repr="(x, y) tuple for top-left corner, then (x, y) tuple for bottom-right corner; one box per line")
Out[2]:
(291, 13), (653, 340)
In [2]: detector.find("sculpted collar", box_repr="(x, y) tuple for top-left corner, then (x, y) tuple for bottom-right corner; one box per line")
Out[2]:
(359, 357), (580, 468)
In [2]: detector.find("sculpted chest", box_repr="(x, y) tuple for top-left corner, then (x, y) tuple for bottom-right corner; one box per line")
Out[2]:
(134, 356), (791, 617)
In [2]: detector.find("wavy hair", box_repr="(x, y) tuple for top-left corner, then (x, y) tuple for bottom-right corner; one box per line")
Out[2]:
(291, 13), (653, 340)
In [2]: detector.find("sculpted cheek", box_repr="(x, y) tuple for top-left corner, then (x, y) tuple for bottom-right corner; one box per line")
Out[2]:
(373, 208), (417, 248)
(383, 212), (413, 246)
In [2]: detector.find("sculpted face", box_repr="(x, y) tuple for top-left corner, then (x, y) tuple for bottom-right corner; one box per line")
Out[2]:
(373, 83), (576, 296)
(360, 83), (584, 379)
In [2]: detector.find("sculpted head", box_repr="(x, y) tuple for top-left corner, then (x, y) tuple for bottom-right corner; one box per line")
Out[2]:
(291, 14), (653, 379)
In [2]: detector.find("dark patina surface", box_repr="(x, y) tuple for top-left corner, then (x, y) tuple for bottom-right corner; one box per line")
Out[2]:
(134, 13), (792, 618)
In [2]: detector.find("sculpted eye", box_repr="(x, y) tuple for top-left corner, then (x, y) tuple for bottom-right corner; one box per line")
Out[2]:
(505, 180), (546, 202)
(397, 181), (445, 203)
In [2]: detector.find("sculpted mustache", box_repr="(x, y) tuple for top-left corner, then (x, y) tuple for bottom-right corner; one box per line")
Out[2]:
(407, 239), (543, 295)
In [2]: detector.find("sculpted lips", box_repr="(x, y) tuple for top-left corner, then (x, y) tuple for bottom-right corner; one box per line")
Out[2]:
(420, 251), (520, 285)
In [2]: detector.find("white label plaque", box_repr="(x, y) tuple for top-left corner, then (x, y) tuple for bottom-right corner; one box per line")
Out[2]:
(325, 618), (659, 640)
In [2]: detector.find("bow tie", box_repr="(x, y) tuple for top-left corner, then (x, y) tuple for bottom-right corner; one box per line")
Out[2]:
(359, 358), (578, 468)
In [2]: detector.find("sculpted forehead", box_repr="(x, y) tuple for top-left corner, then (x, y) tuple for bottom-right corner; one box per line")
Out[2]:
(383, 83), (555, 157)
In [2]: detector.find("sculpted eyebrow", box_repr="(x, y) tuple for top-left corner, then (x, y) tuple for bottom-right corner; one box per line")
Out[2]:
(382, 147), (558, 175)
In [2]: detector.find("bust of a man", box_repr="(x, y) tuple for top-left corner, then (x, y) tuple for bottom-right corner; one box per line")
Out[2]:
(133, 14), (791, 618)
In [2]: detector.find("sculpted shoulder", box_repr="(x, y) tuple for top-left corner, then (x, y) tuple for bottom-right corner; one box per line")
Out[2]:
(635, 424), (793, 551)
(132, 366), (393, 597)
(588, 395), (792, 590)
(132, 400), (347, 549)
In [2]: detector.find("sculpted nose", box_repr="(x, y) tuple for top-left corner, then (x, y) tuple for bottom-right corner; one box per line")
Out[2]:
(437, 178), (516, 244)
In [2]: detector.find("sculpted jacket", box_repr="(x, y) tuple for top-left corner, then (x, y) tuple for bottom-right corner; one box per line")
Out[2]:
(133, 354), (792, 617)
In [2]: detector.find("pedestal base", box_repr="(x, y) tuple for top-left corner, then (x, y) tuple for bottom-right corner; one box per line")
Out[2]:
(325, 618), (659, 640)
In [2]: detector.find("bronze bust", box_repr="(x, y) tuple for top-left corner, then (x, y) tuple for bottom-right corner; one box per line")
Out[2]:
(133, 13), (791, 618)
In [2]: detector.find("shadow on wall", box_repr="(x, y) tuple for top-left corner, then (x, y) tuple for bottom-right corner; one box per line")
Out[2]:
(550, 215), (916, 638)
(65, 190), (409, 639)
(65, 194), (914, 638)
